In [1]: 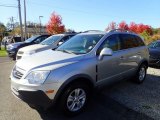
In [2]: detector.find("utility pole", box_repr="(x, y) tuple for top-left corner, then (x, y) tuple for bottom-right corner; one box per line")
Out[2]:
(39, 16), (43, 35)
(9, 16), (15, 32)
(24, 0), (27, 40)
(10, 16), (15, 30)
(17, 0), (23, 41)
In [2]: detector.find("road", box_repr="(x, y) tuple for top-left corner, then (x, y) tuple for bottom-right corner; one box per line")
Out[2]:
(0, 59), (156, 120)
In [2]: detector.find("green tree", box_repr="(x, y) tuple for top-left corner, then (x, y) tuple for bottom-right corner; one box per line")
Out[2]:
(10, 27), (21, 36)
(0, 22), (6, 50)
(0, 22), (6, 37)
(140, 31), (151, 44)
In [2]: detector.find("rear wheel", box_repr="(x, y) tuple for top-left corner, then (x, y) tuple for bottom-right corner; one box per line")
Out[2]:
(59, 82), (90, 116)
(135, 64), (147, 83)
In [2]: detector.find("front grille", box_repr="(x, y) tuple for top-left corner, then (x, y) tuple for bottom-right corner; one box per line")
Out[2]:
(13, 67), (24, 79)
(16, 56), (22, 60)
(18, 51), (24, 54)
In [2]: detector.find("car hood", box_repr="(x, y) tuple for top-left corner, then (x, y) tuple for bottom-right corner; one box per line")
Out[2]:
(10, 42), (25, 47)
(19, 44), (53, 53)
(16, 50), (85, 71)
(149, 48), (160, 57)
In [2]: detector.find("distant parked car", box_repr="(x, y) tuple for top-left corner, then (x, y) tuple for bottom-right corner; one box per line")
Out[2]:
(148, 40), (160, 67)
(16, 33), (77, 60)
(6, 35), (50, 60)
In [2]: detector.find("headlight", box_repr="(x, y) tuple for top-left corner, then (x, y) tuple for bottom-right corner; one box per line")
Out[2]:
(7, 45), (15, 49)
(25, 71), (50, 84)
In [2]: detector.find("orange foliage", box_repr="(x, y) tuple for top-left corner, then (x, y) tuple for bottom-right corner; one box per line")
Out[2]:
(46, 12), (65, 35)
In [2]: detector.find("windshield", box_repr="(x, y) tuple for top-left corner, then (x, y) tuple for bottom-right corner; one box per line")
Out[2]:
(56, 34), (104, 54)
(41, 35), (63, 45)
(148, 41), (160, 48)
(25, 36), (39, 43)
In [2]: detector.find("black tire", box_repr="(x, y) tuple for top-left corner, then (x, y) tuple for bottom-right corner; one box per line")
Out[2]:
(59, 82), (90, 116)
(134, 64), (147, 84)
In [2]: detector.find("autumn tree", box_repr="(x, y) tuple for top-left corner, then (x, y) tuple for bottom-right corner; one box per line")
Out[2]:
(118, 21), (129, 30)
(46, 12), (65, 35)
(106, 21), (152, 35)
(105, 21), (117, 31)
(11, 27), (21, 36)
(128, 22), (152, 35)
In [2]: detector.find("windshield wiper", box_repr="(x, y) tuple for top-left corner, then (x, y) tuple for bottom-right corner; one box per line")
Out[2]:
(56, 49), (77, 55)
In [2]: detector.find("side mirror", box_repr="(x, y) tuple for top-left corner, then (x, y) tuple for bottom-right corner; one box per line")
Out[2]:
(58, 42), (63, 46)
(99, 48), (113, 60)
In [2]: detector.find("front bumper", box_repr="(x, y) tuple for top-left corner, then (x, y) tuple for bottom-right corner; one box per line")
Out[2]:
(11, 88), (52, 108)
(7, 49), (17, 58)
(11, 76), (61, 109)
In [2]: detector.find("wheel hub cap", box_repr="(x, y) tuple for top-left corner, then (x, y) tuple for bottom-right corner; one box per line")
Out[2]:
(67, 88), (86, 112)
(139, 67), (145, 81)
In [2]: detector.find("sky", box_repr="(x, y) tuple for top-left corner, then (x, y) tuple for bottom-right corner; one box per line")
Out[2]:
(0, 0), (160, 31)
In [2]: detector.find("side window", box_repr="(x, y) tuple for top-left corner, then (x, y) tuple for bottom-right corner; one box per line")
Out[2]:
(120, 34), (138, 49)
(60, 36), (70, 43)
(154, 42), (160, 48)
(97, 34), (120, 54)
(58, 36), (69, 46)
(34, 36), (47, 44)
(135, 36), (145, 46)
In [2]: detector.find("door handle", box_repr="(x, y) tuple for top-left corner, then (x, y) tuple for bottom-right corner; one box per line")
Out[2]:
(137, 52), (141, 55)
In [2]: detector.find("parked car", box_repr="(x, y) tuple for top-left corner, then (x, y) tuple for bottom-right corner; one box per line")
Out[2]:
(148, 40), (160, 67)
(11, 29), (149, 115)
(16, 33), (77, 60)
(6, 35), (50, 60)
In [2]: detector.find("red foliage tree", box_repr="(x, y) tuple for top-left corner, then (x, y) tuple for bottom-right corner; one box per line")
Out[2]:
(128, 22), (138, 33)
(137, 24), (152, 35)
(105, 21), (117, 31)
(106, 21), (152, 35)
(128, 22), (152, 35)
(46, 12), (65, 35)
(118, 21), (129, 30)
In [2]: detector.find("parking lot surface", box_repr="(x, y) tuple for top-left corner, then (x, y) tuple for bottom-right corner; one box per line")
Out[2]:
(103, 66), (160, 120)
(0, 59), (159, 120)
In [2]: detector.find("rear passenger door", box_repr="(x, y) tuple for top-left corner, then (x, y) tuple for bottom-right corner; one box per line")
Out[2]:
(119, 34), (141, 75)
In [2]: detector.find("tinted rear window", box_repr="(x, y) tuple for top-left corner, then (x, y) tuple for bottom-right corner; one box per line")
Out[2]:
(120, 34), (136, 49)
(120, 34), (144, 50)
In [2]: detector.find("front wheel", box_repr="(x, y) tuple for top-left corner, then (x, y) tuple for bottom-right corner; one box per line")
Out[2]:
(59, 82), (90, 116)
(135, 64), (147, 83)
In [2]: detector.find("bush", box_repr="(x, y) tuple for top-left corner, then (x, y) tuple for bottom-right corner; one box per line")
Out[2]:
(140, 31), (160, 44)
(140, 31), (151, 44)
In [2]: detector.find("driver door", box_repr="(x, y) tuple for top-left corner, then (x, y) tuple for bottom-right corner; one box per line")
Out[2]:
(97, 34), (124, 84)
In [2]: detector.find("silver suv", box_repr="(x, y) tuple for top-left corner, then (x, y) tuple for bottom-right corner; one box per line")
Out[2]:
(11, 29), (149, 115)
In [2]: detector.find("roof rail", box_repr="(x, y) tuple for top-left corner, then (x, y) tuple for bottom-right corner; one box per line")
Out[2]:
(108, 29), (135, 34)
(62, 31), (76, 34)
(83, 30), (103, 33)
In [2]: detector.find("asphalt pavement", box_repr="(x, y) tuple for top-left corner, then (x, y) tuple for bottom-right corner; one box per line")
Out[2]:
(0, 58), (157, 120)
(0, 57), (11, 63)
